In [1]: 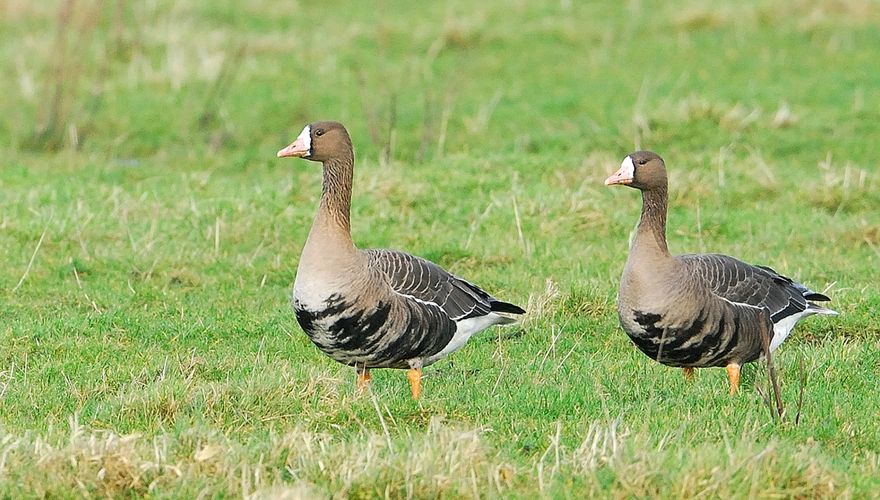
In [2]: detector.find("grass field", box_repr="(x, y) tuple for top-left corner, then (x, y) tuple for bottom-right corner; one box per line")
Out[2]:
(1, 0), (879, 497)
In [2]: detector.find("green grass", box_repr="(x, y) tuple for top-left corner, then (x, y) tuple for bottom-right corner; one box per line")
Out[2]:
(1, 0), (879, 497)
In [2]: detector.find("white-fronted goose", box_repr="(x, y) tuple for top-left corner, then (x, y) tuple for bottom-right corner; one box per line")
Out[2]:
(277, 121), (525, 399)
(605, 151), (837, 393)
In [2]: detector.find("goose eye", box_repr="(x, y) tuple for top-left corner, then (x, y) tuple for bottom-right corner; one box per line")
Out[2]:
(637, 159), (648, 165)
(315, 129), (325, 137)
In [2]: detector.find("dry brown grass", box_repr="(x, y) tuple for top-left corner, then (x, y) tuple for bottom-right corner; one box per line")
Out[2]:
(0, 417), (516, 497)
(0, 416), (854, 498)
(807, 153), (875, 214)
(671, 0), (880, 33)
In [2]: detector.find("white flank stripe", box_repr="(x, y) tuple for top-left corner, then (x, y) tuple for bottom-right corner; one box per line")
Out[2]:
(425, 313), (507, 365)
(770, 306), (838, 352)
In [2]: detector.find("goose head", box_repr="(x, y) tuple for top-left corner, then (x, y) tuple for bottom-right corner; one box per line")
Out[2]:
(277, 121), (352, 163)
(605, 151), (667, 191)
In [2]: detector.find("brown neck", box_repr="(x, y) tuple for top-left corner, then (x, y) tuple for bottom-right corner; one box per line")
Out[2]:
(302, 152), (357, 258)
(318, 155), (354, 233)
(633, 187), (670, 257)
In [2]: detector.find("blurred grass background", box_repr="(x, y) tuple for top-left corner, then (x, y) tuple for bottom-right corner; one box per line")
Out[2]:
(0, 0), (878, 497)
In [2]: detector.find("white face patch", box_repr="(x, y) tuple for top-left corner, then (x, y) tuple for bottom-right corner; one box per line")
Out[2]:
(297, 125), (312, 152)
(619, 156), (635, 179)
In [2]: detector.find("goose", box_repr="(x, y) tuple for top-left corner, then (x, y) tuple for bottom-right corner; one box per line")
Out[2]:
(605, 151), (837, 394)
(277, 121), (525, 399)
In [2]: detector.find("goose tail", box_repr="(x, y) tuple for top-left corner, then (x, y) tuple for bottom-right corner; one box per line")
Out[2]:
(489, 300), (526, 316)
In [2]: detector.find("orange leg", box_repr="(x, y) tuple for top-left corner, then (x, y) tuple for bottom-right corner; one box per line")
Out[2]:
(407, 367), (422, 400)
(356, 366), (372, 392)
(726, 363), (741, 395)
(682, 367), (695, 381)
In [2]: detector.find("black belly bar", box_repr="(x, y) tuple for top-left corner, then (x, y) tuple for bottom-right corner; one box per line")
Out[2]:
(294, 293), (455, 369)
(629, 310), (757, 368)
